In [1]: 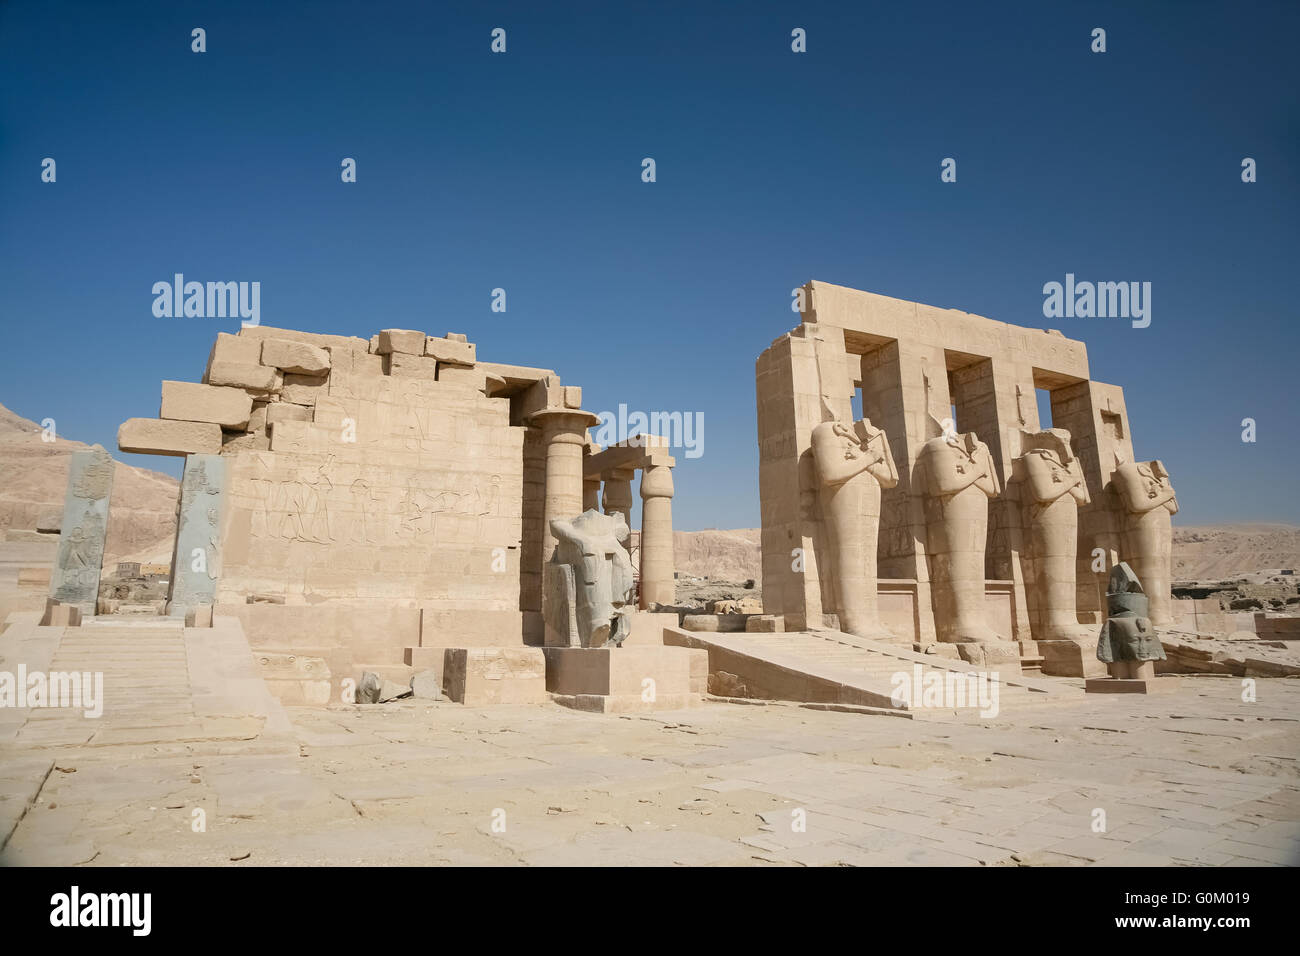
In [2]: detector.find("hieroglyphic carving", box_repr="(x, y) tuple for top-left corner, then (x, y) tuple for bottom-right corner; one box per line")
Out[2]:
(51, 445), (114, 608)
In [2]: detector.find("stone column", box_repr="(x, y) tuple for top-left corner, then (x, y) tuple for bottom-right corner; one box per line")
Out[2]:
(582, 477), (601, 512)
(601, 469), (635, 551)
(638, 460), (675, 608)
(167, 454), (226, 619)
(531, 409), (599, 563)
(49, 444), (115, 614)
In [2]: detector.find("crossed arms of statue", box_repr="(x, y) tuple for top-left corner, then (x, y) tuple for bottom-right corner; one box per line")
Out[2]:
(811, 420), (899, 489)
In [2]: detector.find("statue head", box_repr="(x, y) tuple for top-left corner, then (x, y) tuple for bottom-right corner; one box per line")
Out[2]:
(1020, 428), (1074, 464)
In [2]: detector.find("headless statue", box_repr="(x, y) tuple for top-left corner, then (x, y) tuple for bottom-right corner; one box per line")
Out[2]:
(1017, 429), (1093, 641)
(1110, 456), (1177, 626)
(1096, 561), (1165, 678)
(547, 509), (636, 648)
(811, 418), (899, 637)
(919, 430), (1002, 643)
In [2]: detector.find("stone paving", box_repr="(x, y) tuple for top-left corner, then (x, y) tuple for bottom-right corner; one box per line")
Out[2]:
(1, 671), (1296, 866)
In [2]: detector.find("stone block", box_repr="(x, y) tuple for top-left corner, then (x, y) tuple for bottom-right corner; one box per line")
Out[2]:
(437, 364), (487, 391)
(35, 511), (61, 534)
(542, 645), (704, 712)
(17, 567), (51, 590)
(622, 610), (678, 646)
(160, 381), (254, 430)
(562, 385), (582, 409)
(377, 329), (427, 355)
(442, 647), (547, 705)
(410, 669), (443, 700)
(185, 605), (213, 628)
(261, 338), (331, 376)
(424, 335), (476, 366)
(205, 332), (262, 373)
(221, 432), (270, 454)
(1085, 676), (1172, 694)
(682, 613), (748, 633)
(1038, 639), (1108, 678)
(383, 352), (438, 379)
(280, 374), (327, 405)
(418, 608), (524, 648)
(265, 403), (312, 424)
(119, 418), (222, 456)
(745, 614), (785, 633)
(953, 641), (1023, 676)
(39, 598), (82, 627)
(207, 360), (281, 393)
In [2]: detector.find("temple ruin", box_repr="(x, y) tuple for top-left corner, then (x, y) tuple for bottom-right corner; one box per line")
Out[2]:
(756, 280), (1178, 678)
(40, 326), (703, 710)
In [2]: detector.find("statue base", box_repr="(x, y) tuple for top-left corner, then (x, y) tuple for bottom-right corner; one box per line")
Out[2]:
(1038, 639), (1109, 678)
(1085, 660), (1171, 694)
(543, 645), (707, 713)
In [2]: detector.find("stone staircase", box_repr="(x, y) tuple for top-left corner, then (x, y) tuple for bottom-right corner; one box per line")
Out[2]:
(1016, 640), (1045, 674)
(666, 625), (1081, 718)
(4, 614), (289, 749)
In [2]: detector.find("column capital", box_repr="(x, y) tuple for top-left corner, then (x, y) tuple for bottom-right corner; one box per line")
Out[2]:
(528, 407), (599, 441)
(639, 461), (674, 500)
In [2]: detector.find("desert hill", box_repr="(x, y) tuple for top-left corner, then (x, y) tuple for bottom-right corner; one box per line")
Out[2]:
(0, 401), (178, 561)
(674, 524), (1300, 585)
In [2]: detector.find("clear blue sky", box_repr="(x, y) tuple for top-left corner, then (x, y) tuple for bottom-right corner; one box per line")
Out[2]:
(1, 0), (1296, 530)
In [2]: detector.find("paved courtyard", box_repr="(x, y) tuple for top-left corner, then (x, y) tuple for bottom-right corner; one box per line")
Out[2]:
(2, 674), (1297, 867)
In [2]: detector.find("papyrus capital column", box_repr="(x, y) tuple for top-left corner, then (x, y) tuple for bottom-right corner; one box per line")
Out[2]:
(638, 460), (675, 608)
(530, 408), (599, 562)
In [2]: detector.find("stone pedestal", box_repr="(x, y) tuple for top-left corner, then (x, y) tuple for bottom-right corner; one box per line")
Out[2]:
(542, 645), (706, 713)
(638, 462), (675, 607)
(1086, 661), (1169, 694)
(442, 647), (548, 705)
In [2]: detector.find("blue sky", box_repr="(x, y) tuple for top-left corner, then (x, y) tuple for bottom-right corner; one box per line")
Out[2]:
(1, 0), (1296, 530)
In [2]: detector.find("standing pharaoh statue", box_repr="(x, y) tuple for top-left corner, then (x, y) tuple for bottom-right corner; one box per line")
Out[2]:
(1110, 455), (1178, 626)
(918, 426), (1002, 643)
(811, 418), (899, 638)
(1015, 429), (1093, 641)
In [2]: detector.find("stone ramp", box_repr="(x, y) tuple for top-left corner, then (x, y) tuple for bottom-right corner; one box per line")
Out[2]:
(2, 613), (291, 749)
(665, 625), (1081, 717)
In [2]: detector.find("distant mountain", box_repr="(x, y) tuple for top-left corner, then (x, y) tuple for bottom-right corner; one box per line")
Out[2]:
(0, 402), (178, 561)
(1171, 524), (1300, 581)
(674, 524), (1300, 585)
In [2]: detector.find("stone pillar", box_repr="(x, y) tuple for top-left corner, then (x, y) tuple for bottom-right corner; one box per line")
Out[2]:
(601, 469), (635, 551)
(582, 477), (601, 512)
(918, 433), (1003, 644)
(811, 418), (899, 638)
(638, 460), (675, 608)
(531, 409), (599, 563)
(1111, 459), (1178, 626)
(49, 444), (115, 614)
(167, 454), (226, 619)
(1015, 430), (1093, 642)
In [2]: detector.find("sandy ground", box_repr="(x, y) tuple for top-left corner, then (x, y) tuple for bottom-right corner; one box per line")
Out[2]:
(2, 676), (1297, 867)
